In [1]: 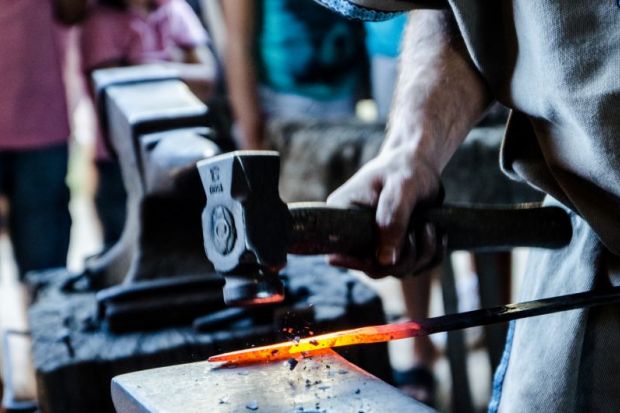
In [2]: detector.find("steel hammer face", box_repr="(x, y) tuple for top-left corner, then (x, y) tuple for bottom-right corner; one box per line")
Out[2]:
(197, 151), (291, 306)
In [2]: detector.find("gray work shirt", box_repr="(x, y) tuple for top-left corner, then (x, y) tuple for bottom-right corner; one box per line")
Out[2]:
(449, 1), (620, 255)
(447, 2), (620, 412)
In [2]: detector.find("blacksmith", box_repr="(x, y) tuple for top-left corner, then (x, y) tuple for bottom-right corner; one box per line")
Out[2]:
(317, 1), (620, 411)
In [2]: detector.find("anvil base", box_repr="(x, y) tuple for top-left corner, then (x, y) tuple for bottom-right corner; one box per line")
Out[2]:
(29, 257), (390, 413)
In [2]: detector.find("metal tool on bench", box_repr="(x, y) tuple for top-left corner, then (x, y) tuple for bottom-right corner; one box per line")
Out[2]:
(197, 150), (573, 306)
(83, 65), (221, 288)
(61, 66), (228, 332)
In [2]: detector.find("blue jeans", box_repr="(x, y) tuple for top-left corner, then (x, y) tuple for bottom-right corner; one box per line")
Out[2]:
(0, 144), (71, 278)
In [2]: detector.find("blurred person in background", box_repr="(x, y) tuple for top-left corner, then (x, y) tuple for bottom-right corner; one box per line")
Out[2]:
(79, 0), (218, 251)
(0, 0), (86, 278)
(221, 0), (366, 150)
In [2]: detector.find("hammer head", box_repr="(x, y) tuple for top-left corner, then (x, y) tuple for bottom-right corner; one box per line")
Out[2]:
(197, 151), (290, 306)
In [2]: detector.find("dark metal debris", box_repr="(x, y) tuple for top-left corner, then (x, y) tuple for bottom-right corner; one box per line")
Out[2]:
(287, 358), (299, 371)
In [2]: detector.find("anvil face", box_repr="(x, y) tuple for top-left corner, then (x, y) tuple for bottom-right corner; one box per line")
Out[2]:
(111, 350), (435, 413)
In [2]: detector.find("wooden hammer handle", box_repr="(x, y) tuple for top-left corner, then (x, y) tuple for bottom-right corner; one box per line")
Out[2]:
(288, 203), (572, 256)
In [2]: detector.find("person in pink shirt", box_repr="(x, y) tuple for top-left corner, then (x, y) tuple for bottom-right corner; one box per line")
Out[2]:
(0, 0), (86, 278)
(80, 0), (217, 250)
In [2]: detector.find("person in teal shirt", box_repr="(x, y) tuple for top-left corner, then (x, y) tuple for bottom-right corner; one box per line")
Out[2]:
(222, 0), (365, 149)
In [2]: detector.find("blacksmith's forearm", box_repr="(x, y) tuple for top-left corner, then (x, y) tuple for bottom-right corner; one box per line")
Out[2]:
(385, 9), (491, 173)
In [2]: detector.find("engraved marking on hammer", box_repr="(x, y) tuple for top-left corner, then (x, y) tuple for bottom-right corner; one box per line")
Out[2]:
(209, 166), (224, 194)
(212, 206), (236, 255)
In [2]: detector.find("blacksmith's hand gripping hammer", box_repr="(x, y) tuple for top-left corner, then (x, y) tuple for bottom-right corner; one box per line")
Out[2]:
(197, 151), (572, 306)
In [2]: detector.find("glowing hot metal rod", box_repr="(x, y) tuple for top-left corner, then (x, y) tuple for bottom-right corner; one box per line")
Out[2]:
(209, 286), (620, 364)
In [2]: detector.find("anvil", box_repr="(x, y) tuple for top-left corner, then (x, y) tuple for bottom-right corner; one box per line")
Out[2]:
(111, 350), (435, 413)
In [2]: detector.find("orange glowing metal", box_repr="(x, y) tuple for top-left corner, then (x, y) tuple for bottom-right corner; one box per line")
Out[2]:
(208, 321), (422, 364)
(211, 285), (620, 364)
